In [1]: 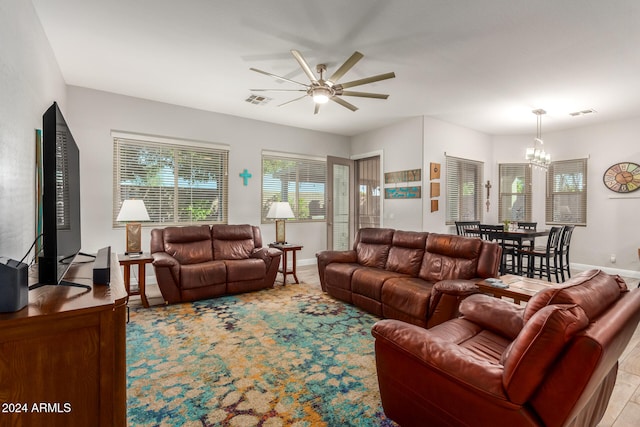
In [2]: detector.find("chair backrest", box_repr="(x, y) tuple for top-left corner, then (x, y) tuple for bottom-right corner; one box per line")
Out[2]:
(560, 225), (575, 251)
(478, 224), (503, 240)
(517, 222), (537, 230)
(455, 221), (480, 237)
(545, 226), (563, 252)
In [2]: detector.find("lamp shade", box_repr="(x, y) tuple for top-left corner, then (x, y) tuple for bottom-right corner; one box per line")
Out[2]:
(266, 202), (295, 219)
(117, 199), (150, 222)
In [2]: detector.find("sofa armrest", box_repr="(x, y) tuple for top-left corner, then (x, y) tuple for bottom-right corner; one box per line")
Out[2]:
(372, 319), (506, 398)
(459, 294), (525, 340)
(151, 252), (181, 304)
(316, 250), (357, 291)
(427, 279), (481, 328)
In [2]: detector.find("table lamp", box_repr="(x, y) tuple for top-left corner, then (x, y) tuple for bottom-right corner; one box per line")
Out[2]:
(116, 199), (150, 256)
(266, 201), (295, 244)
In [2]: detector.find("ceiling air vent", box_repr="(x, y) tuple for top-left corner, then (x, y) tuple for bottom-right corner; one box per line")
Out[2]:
(245, 94), (272, 105)
(569, 108), (597, 117)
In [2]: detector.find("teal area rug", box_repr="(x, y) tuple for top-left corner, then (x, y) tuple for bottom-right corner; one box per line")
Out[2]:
(126, 283), (398, 426)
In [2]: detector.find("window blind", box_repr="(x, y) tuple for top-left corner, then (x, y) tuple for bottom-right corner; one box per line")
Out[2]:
(445, 155), (483, 224)
(546, 158), (588, 226)
(261, 152), (326, 222)
(113, 136), (229, 226)
(498, 163), (532, 222)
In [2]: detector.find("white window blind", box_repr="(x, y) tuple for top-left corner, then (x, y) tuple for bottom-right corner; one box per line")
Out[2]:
(445, 155), (483, 225)
(262, 152), (326, 222)
(498, 163), (532, 222)
(546, 158), (588, 226)
(113, 136), (229, 226)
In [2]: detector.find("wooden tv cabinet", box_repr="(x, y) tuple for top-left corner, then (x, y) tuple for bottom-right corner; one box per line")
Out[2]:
(0, 254), (127, 427)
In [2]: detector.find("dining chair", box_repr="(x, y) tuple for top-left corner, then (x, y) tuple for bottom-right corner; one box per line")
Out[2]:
(479, 224), (516, 274)
(455, 221), (480, 237)
(556, 225), (575, 281)
(521, 226), (563, 282)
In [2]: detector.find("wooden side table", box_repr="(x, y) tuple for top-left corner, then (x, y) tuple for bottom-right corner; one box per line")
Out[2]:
(268, 243), (303, 284)
(118, 253), (153, 307)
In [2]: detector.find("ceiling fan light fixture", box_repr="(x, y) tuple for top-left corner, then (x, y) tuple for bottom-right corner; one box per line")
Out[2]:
(311, 86), (332, 104)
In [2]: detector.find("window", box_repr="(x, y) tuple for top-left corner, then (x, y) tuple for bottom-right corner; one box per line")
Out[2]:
(546, 158), (588, 225)
(262, 152), (326, 222)
(113, 134), (229, 226)
(445, 155), (483, 224)
(498, 163), (532, 222)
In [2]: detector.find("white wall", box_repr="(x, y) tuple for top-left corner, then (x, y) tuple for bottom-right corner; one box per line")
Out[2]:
(0, 1), (66, 261)
(66, 87), (350, 265)
(422, 117), (494, 234)
(494, 117), (640, 273)
(351, 117), (424, 230)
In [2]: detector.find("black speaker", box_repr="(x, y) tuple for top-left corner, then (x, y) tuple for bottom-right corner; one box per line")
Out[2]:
(0, 257), (29, 313)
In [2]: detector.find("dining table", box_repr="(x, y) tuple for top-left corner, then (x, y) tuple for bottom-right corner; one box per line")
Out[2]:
(485, 228), (550, 275)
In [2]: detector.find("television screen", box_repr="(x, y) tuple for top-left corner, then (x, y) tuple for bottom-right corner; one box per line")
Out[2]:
(36, 102), (82, 286)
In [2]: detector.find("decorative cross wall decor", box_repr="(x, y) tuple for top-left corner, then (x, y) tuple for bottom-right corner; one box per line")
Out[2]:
(239, 169), (252, 186)
(485, 180), (492, 212)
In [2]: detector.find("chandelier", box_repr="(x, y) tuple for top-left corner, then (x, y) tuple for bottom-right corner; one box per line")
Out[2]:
(525, 109), (551, 169)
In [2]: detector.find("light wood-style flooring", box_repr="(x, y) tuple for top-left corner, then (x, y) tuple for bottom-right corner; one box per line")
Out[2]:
(129, 264), (640, 427)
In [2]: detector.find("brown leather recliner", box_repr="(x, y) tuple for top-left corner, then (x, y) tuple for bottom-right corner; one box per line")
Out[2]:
(150, 224), (282, 304)
(317, 228), (502, 328)
(372, 269), (640, 427)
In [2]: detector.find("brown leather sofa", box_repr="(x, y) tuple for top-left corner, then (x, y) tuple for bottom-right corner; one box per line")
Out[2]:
(372, 269), (640, 427)
(316, 228), (502, 328)
(150, 224), (282, 304)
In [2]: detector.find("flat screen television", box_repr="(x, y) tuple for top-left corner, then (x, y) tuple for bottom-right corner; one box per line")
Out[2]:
(32, 102), (88, 290)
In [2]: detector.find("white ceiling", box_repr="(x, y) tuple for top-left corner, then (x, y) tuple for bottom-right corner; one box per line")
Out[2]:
(31, 0), (640, 137)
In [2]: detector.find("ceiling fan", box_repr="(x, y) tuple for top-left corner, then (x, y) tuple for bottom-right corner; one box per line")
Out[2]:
(250, 50), (396, 114)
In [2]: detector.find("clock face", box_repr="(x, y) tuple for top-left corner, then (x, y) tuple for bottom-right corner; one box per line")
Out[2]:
(603, 162), (640, 193)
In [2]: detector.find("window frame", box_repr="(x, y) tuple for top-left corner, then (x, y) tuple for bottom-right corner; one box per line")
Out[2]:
(498, 163), (532, 222)
(545, 158), (588, 226)
(445, 155), (484, 225)
(261, 151), (327, 224)
(112, 132), (229, 227)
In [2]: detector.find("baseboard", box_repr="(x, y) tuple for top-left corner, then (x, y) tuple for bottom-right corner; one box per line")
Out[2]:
(298, 257), (318, 267)
(571, 263), (640, 279)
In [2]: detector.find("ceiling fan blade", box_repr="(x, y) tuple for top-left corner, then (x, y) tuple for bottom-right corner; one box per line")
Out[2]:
(340, 90), (389, 99)
(314, 103), (321, 115)
(250, 68), (308, 87)
(278, 95), (308, 107)
(291, 50), (318, 83)
(250, 89), (306, 92)
(330, 96), (359, 112)
(328, 51), (364, 84)
(339, 72), (396, 89)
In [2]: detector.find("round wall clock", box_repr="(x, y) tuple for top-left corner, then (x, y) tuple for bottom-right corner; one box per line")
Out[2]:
(603, 162), (640, 193)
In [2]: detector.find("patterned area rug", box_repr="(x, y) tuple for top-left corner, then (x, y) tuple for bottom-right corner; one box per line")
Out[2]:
(126, 283), (398, 426)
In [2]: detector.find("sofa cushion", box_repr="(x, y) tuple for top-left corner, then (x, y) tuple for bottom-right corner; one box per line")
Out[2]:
(502, 304), (589, 404)
(385, 231), (428, 276)
(381, 277), (434, 327)
(180, 260), (226, 290)
(212, 224), (255, 260)
(524, 269), (628, 322)
(163, 225), (213, 265)
(355, 228), (395, 268)
(419, 234), (481, 282)
(225, 258), (266, 282)
(352, 267), (407, 301)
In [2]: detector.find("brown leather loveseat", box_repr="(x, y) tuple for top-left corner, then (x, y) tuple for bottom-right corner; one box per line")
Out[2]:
(372, 269), (640, 427)
(316, 228), (502, 328)
(150, 224), (282, 304)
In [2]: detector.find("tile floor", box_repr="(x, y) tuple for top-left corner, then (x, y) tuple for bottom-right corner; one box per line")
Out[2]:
(128, 265), (640, 426)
